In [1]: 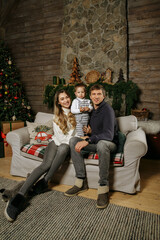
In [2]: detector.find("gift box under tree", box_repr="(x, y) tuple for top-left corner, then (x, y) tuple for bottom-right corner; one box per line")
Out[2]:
(1, 120), (24, 157)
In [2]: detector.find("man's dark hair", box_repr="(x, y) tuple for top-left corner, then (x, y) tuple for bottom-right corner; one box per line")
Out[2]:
(89, 84), (106, 97)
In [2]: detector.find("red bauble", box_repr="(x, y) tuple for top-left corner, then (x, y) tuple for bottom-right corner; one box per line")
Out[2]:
(14, 96), (18, 100)
(0, 72), (3, 76)
(13, 83), (18, 86)
(0, 93), (3, 98)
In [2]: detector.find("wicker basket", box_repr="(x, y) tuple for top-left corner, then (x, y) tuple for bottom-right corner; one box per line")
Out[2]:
(85, 70), (101, 83)
(131, 109), (149, 121)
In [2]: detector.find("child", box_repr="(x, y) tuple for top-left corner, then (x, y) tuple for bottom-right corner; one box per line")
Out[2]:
(71, 83), (93, 137)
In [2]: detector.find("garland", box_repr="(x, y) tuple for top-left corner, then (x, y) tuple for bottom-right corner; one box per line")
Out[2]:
(43, 80), (139, 116)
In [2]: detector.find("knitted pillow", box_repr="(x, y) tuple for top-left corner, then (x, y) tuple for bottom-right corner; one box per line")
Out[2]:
(116, 131), (126, 153)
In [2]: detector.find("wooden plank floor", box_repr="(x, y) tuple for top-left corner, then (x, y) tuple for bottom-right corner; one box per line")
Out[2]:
(0, 157), (160, 215)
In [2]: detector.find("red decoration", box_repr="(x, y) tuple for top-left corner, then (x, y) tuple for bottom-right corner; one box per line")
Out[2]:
(142, 108), (147, 111)
(0, 93), (3, 98)
(14, 96), (18, 100)
(0, 72), (3, 76)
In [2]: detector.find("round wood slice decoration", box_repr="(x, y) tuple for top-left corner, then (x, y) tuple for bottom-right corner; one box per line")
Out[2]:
(85, 70), (101, 83)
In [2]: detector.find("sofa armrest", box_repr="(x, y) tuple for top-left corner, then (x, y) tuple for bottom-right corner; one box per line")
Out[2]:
(124, 127), (148, 166)
(6, 127), (30, 150)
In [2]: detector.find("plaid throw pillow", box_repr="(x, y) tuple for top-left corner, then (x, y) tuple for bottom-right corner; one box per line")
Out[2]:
(88, 152), (124, 167)
(21, 144), (47, 159)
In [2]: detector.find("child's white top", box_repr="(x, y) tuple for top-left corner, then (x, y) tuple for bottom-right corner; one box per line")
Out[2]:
(71, 97), (93, 114)
(51, 108), (77, 146)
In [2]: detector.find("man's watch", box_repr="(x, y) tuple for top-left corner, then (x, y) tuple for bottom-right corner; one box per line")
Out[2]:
(85, 138), (91, 143)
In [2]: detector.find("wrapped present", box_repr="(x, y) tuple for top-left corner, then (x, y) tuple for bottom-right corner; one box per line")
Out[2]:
(0, 141), (4, 158)
(4, 138), (12, 157)
(1, 121), (24, 157)
(1, 120), (24, 134)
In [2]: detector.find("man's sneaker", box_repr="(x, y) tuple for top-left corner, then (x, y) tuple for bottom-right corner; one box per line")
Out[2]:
(64, 178), (88, 197)
(4, 193), (25, 222)
(33, 178), (49, 194)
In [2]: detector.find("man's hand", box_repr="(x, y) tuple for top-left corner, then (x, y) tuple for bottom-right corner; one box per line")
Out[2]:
(75, 141), (89, 153)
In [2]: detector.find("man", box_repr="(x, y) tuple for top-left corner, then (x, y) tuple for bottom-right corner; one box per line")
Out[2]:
(64, 84), (118, 209)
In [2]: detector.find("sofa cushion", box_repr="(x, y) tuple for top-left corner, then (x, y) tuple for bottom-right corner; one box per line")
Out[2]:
(20, 142), (124, 167)
(26, 120), (54, 144)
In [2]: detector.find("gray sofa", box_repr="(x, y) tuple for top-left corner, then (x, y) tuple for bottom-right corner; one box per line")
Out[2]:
(6, 112), (148, 194)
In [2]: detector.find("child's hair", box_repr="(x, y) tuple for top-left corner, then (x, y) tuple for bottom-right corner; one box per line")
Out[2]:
(54, 89), (76, 134)
(89, 84), (106, 97)
(74, 83), (87, 93)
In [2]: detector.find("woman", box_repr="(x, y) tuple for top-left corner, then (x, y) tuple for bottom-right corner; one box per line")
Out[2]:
(4, 89), (77, 222)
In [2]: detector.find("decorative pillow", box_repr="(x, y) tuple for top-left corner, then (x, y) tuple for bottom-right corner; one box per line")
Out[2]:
(88, 152), (124, 167)
(21, 144), (47, 159)
(26, 120), (54, 144)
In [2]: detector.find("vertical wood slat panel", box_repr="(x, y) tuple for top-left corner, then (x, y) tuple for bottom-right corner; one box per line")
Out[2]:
(128, 0), (160, 120)
(4, 0), (64, 114)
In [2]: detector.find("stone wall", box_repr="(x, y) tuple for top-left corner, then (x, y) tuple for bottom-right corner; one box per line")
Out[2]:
(60, 0), (127, 83)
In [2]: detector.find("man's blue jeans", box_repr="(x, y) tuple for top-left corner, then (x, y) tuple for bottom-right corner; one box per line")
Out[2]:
(69, 137), (117, 186)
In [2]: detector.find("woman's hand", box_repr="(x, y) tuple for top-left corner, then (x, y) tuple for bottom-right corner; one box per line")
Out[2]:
(75, 141), (89, 153)
(83, 125), (91, 134)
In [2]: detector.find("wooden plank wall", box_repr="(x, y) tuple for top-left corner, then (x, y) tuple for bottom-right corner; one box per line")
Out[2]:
(4, 0), (64, 114)
(2, 0), (160, 120)
(128, 0), (160, 120)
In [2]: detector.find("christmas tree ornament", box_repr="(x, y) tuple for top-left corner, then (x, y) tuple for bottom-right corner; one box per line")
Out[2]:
(0, 72), (3, 76)
(5, 85), (9, 89)
(5, 74), (8, 77)
(8, 57), (12, 65)
(0, 93), (3, 98)
(12, 115), (16, 121)
(14, 96), (18, 100)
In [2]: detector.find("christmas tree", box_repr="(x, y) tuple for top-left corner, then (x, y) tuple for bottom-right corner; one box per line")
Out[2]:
(0, 41), (34, 122)
(69, 57), (82, 84)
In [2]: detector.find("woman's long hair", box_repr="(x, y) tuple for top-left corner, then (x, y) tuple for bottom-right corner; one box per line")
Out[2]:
(54, 89), (76, 134)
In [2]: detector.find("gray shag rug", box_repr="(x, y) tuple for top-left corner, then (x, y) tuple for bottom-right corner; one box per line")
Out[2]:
(0, 177), (159, 240)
